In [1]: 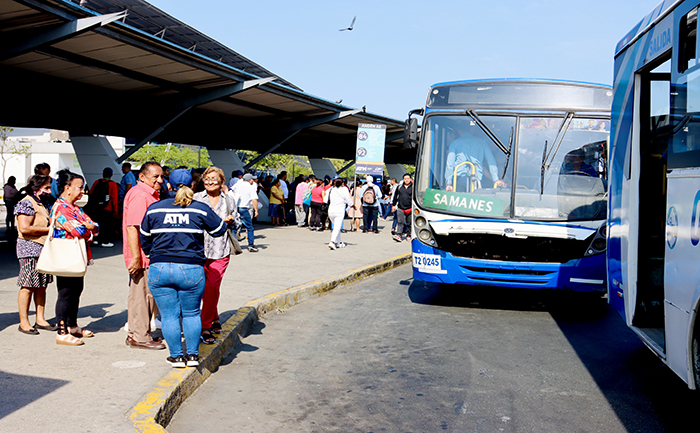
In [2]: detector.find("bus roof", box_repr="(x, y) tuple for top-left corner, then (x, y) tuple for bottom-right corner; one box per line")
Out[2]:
(614, 0), (679, 58)
(426, 80), (612, 112)
(430, 78), (611, 89)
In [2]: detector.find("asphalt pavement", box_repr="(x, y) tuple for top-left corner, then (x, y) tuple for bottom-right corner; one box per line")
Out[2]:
(170, 266), (700, 433)
(0, 214), (410, 433)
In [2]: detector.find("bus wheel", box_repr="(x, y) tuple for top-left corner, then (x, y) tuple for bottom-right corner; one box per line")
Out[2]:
(693, 328), (700, 389)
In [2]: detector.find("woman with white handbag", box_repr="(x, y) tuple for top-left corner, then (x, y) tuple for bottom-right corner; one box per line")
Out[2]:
(48, 169), (99, 346)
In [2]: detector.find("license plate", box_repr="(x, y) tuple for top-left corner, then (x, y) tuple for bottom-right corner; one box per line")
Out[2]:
(413, 253), (446, 274)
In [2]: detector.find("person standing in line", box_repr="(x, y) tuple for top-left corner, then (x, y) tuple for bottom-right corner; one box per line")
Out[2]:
(388, 178), (400, 234)
(360, 175), (382, 233)
(269, 178), (285, 226)
(34, 163), (58, 207)
(278, 171), (289, 225)
(119, 162), (136, 219)
(141, 181), (227, 368)
(293, 176), (309, 227)
(325, 178), (355, 250)
(51, 169), (99, 345)
(234, 173), (259, 252)
(86, 167), (119, 248)
(392, 173), (414, 242)
(123, 162), (166, 350)
(4, 175), (19, 230)
(348, 179), (363, 232)
(14, 175), (55, 335)
(193, 167), (235, 344)
(228, 170), (243, 189)
(309, 178), (325, 231)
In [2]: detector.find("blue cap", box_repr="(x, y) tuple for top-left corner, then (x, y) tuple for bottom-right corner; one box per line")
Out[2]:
(169, 168), (192, 188)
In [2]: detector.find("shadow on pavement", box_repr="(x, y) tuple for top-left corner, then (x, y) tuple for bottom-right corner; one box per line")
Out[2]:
(408, 279), (700, 433)
(0, 370), (68, 420)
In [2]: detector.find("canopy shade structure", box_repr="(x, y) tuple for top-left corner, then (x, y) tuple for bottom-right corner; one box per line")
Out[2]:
(0, 0), (415, 164)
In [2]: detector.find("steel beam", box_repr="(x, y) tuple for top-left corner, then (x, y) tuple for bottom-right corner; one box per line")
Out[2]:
(243, 130), (301, 169)
(337, 160), (355, 175)
(243, 110), (361, 169)
(116, 77), (274, 163)
(0, 11), (127, 61)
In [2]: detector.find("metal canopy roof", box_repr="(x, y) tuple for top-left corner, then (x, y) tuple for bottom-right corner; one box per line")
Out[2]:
(0, 0), (414, 164)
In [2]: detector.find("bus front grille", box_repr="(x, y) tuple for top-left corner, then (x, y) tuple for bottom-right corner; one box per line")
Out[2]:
(434, 233), (591, 263)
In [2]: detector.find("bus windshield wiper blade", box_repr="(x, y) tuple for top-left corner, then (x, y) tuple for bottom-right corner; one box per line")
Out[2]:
(466, 109), (510, 155)
(540, 139), (548, 197)
(502, 126), (514, 179)
(544, 111), (574, 168)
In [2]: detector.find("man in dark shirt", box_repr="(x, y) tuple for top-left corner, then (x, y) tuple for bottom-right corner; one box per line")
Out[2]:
(392, 173), (414, 242)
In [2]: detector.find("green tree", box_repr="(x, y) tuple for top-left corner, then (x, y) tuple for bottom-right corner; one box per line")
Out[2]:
(127, 143), (211, 168)
(0, 126), (31, 185)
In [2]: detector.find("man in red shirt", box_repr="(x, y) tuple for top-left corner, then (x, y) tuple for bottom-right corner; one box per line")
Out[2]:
(123, 162), (166, 350)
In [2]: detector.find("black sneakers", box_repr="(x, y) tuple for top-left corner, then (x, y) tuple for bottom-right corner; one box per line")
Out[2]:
(166, 356), (186, 368)
(186, 354), (200, 367)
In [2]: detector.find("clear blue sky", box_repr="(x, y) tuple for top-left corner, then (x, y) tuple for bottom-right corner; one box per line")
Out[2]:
(148, 0), (661, 120)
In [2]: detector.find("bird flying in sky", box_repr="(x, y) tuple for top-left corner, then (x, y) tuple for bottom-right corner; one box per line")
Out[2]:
(339, 16), (356, 31)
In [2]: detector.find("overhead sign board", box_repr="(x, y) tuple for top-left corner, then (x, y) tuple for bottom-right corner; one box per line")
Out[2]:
(355, 123), (386, 176)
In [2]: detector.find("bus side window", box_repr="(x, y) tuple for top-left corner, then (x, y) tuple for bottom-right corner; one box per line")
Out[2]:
(680, 7), (698, 73)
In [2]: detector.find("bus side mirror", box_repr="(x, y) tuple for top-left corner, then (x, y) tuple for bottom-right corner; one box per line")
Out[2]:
(404, 117), (419, 149)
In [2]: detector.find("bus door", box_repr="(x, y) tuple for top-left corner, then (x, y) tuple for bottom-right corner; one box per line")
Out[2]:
(632, 57), (671, 352)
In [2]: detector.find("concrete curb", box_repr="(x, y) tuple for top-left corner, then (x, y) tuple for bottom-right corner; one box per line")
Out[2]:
(126, 252), (412, 432)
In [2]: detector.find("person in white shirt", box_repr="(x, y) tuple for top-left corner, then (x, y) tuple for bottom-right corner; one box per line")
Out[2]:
(324, 178), (355, 250)
(228, 170), (243, 189)
(232, 173), (259, 252)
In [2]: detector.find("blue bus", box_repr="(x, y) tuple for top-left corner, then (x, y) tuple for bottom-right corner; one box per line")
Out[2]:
(406, 79), (611, 293)
(610, 0), (700, 388)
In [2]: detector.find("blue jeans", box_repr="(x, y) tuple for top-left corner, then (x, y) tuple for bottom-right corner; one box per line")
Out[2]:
(238, 207), (255, 246)
(362, 205), (378, 231)
(148, 262), (205, 358)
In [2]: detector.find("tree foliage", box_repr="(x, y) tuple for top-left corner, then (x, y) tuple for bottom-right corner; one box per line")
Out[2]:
(127, 143), (210, 168)
(0, 126), (31, 185)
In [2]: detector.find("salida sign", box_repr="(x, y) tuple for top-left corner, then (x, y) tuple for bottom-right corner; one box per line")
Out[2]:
(423, 188), (505, 217)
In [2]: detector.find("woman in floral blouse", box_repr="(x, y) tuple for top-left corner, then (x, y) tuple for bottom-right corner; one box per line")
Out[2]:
(193, 167), (234, 344)
(50, 169), (99, 346)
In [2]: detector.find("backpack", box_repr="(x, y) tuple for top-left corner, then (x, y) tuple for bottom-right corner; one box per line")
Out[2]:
(88, 180), (110, 208)
(362, 186), (376, 205)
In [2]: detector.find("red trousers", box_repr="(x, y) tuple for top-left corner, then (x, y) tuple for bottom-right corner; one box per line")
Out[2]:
(201, 256), (230, 329)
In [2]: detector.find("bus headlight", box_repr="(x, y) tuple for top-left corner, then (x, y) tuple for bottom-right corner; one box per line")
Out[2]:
(419, 229), (432, 241)
(415, 216), (427, 228)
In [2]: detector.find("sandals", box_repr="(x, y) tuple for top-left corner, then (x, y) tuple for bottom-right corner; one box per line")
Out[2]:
(69, 326), (94, 338)
(210, 322), (222, 334)
(56, 333), (84, 346)
(200, 329), (216, 345)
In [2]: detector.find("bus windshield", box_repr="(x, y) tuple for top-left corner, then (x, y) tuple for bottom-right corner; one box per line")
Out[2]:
(415, 114), (609, 221)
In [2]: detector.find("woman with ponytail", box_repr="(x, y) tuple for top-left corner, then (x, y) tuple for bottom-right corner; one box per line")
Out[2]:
(140, 172), (227, 368)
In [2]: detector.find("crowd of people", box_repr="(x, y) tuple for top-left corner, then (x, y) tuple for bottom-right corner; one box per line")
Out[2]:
(4, 161), (414, 367)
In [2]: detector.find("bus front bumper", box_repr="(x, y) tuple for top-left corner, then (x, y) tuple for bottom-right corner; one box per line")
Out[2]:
(411, 239), (606, 292)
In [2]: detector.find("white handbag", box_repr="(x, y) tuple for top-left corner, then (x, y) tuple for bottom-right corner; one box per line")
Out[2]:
(36, 215), (88, 277)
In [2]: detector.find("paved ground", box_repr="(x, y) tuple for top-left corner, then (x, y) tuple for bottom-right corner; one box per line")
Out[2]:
(0, 214), (409, 433)
(169, 266), (700, 433)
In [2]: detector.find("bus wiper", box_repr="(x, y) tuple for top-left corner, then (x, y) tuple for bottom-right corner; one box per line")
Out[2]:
(502, 126), (514, 179)
(544, 111), (575, 168)
(466, 109), (510, 155)
(540, 140), (548, 196)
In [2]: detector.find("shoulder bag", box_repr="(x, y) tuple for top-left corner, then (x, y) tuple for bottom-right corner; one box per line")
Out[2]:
(36, 214), (88, 277)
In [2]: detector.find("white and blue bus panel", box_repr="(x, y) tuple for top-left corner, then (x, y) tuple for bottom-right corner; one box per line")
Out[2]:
(412, 80), (611, 292)
(610, 0), (700, 388)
